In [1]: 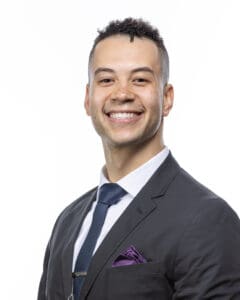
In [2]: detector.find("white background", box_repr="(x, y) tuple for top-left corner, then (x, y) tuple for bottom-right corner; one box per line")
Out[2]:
(0, 0), (240, 299)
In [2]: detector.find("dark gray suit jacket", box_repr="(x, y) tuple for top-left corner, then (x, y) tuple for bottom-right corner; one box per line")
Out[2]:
(38, 153), (240, 299)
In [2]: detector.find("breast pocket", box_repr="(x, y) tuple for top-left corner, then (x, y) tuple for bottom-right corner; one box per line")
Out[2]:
(105, 262), (173, 300)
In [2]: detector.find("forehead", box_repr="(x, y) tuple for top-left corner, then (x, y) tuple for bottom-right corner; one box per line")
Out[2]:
(90, 35), (161, 74)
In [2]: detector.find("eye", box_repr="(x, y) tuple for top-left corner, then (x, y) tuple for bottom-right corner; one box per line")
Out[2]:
(98, 78), (114, 85)
(133, 78), (150, 85)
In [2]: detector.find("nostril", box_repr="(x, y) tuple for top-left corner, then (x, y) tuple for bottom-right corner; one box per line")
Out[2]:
(110, 97), (135, 103)
(110, 90), (135, 102)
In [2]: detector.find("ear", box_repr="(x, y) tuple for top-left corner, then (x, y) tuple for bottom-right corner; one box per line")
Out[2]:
(84, 84), (91, 116)
(162, 84), (174, 117)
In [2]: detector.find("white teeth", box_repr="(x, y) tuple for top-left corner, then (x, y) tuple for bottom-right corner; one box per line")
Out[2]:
(109, 112), (136, 119)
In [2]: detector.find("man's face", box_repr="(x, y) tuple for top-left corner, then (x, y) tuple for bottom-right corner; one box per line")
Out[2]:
(85, 35), (173, 149)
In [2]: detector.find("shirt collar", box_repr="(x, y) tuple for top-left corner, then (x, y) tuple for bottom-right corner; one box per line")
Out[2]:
(99, 147), (169, 197)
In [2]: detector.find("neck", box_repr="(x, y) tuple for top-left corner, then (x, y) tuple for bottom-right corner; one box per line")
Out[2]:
(103, 132), (164, 182)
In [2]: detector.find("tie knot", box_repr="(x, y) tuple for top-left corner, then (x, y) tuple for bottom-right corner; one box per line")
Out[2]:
(98, 183), (127, 206)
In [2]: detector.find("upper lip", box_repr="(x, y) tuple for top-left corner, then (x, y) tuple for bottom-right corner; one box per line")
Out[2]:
(104, 109), (144, 115)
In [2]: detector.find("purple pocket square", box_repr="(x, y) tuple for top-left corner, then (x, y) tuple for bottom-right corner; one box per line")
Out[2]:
(112, 245), (147, 267)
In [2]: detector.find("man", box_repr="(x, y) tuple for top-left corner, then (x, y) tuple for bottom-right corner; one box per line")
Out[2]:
(38, 18), (240, 299)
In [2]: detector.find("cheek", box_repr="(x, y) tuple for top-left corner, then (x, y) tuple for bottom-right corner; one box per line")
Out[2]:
(141, 90), (162, 111)
(87, 97), (107, 123)
(89, 86), (111, 109)
(87, 95), (103, 115)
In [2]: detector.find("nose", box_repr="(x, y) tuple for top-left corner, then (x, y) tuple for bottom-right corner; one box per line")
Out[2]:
(110, 83), (135, 103)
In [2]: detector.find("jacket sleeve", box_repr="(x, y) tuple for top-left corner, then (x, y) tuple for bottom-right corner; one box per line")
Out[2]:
(37, 242), (50, 300)
(37, 208), (66, 300)
(173, 199), (240, 299)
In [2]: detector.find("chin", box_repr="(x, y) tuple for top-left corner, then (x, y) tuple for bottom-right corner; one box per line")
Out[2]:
(106, 136), (147, 149)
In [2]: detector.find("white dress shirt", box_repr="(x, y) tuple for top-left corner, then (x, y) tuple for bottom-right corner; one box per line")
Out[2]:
(72, 147), (169, 269)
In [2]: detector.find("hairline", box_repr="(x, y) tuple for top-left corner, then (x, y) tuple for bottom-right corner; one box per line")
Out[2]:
(87, 34), (169, 86)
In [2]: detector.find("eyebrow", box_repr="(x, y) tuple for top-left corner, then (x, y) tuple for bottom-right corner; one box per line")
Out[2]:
(94, 68), (114, 76)
(131, 67), (154, 75)
(94, 66), (154, 76)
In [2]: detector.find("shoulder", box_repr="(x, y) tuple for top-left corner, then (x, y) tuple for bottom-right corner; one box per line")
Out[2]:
(171, 168), (240, 296)
(170, 165), (239, 227)
(158, 154), (239, 227)
(49, 186), (98, 240)
(60, 186), (98, 217)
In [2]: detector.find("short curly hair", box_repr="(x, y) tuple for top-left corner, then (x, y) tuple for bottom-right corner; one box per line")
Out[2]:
(88, 18), (169, 84)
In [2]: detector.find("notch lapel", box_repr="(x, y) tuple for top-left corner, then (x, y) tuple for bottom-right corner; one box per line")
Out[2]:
(61, 189), (97, 298)
(80, 153), (180, 299)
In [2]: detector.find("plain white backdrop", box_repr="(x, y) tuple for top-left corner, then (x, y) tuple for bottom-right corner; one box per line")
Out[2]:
(0, 0), (240, 299)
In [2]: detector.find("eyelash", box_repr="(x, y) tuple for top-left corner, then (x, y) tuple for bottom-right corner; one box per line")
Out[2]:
(98, 77), (150, 86)
(132, 78), (151, 86)
(134, 78), (148, 82)
(99, 78), (114, 84)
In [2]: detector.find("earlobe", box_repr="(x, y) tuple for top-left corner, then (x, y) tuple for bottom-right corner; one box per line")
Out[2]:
(84, 84), (91, 116)
(163, 84), (174, 117)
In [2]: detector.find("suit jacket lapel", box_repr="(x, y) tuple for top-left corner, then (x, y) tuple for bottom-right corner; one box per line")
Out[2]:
(61, 189), (97, 298)
(80, 152), (180, 299)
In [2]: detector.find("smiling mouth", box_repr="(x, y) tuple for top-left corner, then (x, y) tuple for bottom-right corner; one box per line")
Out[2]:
(108, 112), (142, 120)
(104, 111), (143, 124)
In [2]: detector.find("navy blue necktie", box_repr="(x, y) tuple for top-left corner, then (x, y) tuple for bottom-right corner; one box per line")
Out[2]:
(72, 183), (127, 299)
